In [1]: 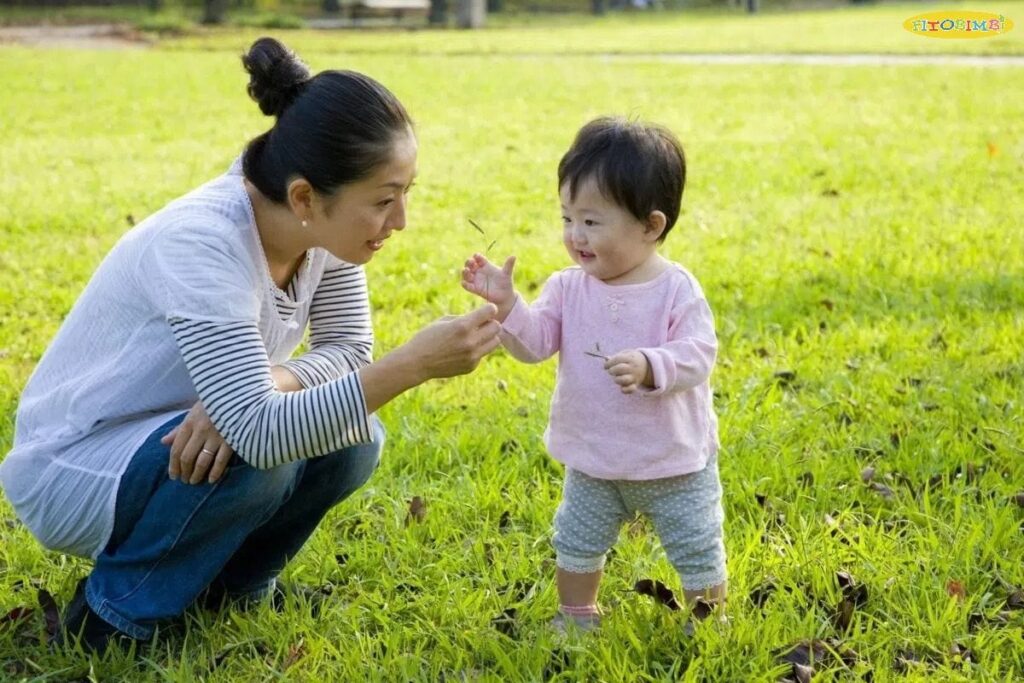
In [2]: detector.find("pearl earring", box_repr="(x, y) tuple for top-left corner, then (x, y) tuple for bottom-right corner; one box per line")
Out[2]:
(301, 220), (308, 228)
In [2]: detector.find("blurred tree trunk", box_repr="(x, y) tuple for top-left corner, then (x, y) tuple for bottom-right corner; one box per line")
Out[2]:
(323, 0), (341, 12)
(147, 0), (163, 11)
(429, 0), (447, 24)
(202, 0), (228, 24)
(591, 0), (606, 15)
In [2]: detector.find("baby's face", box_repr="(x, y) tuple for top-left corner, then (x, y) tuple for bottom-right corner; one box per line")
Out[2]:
(559, 177), (658, 285)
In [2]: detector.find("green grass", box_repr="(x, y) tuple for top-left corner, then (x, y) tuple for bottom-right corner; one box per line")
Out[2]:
(4, 2), (1024, 54)
(163, 2), (1024, 55)
(1, 20), (1023, 683)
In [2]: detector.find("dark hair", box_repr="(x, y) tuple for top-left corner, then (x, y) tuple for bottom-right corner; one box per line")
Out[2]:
(241, 37), (414, 203)
(557, 117), (686, 242)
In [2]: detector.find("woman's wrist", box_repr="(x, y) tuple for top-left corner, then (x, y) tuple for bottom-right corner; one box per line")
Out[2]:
(358, 349), (427, 415)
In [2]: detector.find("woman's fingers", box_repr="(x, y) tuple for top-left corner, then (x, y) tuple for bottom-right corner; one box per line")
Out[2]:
(160, 426), (179, 446)
(189, 445), (217, 485)
(177, 430), (207, 484)
(167, 423), (192, 480)
(465, 302), (498, 327)
(206, 443), (235, 484)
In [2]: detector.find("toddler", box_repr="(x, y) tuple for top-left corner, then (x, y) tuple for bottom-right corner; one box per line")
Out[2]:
(461, 117), (726, 631)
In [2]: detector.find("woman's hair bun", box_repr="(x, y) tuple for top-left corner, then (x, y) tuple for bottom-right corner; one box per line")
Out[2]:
(242, 37), (312, 117)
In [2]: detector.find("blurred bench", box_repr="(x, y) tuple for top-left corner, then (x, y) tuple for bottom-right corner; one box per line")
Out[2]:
(349, 0), (430, 22)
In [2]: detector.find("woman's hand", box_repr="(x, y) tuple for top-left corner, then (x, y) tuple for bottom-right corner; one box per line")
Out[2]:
(358, 303), (502, 416)
(604, 350), (654, 394)
(406, 303), (503, 380)
(161, 400), (235, 485)
(461, 253), (517, 321)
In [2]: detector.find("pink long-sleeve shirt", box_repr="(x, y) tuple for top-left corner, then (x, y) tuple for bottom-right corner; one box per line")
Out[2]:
(500, 263), (719, 481)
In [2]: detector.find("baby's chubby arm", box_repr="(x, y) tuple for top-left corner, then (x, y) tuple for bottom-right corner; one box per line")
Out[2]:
(631, 295), (717, 395)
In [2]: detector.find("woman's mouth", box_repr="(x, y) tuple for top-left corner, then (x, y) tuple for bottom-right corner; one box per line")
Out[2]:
(368, 235), (389, 251)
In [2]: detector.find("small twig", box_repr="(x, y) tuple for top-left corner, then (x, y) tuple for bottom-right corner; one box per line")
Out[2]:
(468, 218), (491, 299)
(584, 342), (608, 361)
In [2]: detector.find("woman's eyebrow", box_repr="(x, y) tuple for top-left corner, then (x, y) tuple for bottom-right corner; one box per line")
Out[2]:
(378, 177), (417, 189)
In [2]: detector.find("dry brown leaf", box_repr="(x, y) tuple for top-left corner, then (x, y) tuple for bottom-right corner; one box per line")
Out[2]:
(406, 496), (427, 525)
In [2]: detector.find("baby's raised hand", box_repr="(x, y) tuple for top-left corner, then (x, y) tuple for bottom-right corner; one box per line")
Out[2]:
(603, 350), (653, 394)
(461, 253), (517, 312)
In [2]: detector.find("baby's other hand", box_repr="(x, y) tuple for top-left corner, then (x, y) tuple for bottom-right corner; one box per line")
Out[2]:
(604, 350), (653, 394)
(461, 253), (517, 311)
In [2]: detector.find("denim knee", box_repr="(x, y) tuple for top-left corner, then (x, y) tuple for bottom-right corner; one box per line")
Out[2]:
(303, 416), (384, 502)
(223, 458), (302, 516)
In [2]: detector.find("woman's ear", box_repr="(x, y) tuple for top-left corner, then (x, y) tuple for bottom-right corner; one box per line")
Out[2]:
(644, 210), (667, 242)
(286, 177), (314, 220)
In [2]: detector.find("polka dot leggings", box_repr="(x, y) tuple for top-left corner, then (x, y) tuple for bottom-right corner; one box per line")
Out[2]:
(552, 456), (726, 591)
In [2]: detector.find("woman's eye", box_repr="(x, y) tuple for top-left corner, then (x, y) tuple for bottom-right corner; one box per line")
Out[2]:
(378, 198), (395, 207)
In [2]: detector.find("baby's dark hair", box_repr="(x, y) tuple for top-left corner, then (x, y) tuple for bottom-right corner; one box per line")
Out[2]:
(558, 117), (686, 242)
(241, 37), (413, 204)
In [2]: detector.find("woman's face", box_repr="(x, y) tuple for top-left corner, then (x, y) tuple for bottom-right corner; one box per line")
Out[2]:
(311, 130), (418, 265)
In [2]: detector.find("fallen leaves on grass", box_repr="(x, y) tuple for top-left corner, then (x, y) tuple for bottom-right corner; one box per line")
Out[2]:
(776, 638), (860, 682)
(491, 607), (518, 638)
(1005, 589), (1024, 610)
(833, 571), (869, 631)
(38, 589), (60, 639)
(773, 370), (797, 386)
(0, 607), (34, 629)
(405, 496), (427, 525)
(945, 579), (966, 602)
(868, 482), (895, 501)
(633, 579), (682, 611)
(750, 578), (778, 609)
(282, 639), (306, 671)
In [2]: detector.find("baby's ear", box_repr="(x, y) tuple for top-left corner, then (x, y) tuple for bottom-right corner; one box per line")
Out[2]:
(643, 211), (667, 242)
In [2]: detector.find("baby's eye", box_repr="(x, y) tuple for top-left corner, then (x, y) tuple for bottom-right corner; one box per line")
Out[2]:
(584, 219), (597, 227)
(561, 216), (571, 224)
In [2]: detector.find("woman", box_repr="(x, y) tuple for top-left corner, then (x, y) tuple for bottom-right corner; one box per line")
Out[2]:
(0, 37), (500, 651)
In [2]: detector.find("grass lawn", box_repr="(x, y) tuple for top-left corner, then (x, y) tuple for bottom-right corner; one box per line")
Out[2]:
(1, 18), (1023, 682)
(160, 1), (1024, 55)
(3, 1), (1024, 54)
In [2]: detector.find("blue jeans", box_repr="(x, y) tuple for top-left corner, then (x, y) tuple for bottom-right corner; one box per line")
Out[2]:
(84, 413), (384, 640)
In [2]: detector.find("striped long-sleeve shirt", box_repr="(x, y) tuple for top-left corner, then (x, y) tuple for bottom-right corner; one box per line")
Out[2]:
(0, 164), (379, 559)
(169, 262), (375, 470)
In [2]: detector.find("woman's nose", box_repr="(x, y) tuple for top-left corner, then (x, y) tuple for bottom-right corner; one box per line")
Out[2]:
(388, 195), (407, 231)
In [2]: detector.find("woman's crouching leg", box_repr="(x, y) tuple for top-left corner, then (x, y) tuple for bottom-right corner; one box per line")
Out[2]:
(206, 416), (386, 600)
(82, 419), (304, 643)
